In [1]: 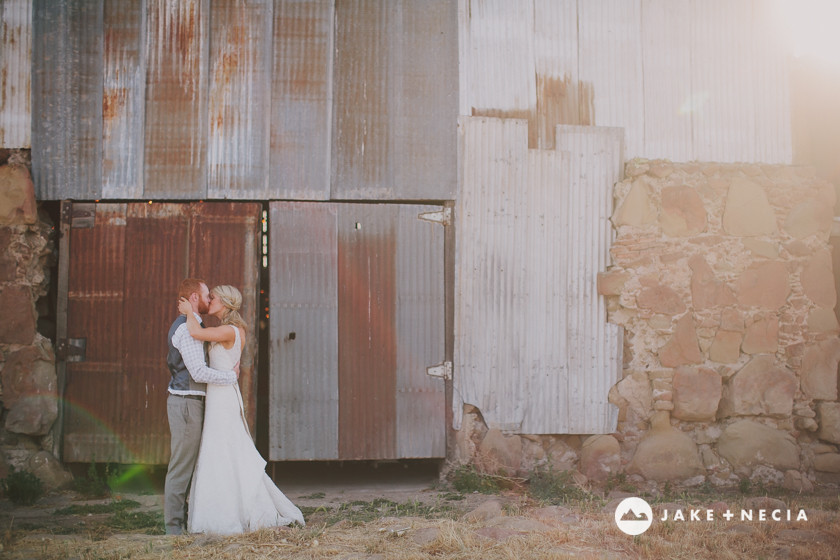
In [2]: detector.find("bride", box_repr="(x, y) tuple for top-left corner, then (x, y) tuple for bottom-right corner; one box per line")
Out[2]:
(177, 285), (305, 534)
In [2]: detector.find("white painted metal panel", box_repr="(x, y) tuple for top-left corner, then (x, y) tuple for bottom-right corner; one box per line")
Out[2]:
(455, 116), (621, 434)
(0, 0), (31, 148)
(269, 202), (339, 460)
(641, 0), (692, 161)
(395, 205), (446, 458)
(690, 0), (756, 162)
(554, 124), (623, 433)
(463, 0), (535, 115)
(577, 0), (643, 159)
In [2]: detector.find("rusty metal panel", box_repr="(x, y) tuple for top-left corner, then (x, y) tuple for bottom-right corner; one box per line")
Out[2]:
(206, 0), (272, 198)
(640, 0), (692, 161)
(120, 203), (190, 463)
(63, 204), (130, 462)
(32, 0), (103, 200)
(269, 202), (339, 460)
(395, 205), (446, 458)
(61, 202), (261, 464)
(0, 0), (32, 148)
(455, 117), (621, 434)
(189, 202), (262, 434)
(143, 0), (208, 198)
(332, 0), (457, 200)
(337, 204), (397, 458)
(102, 0), (146, 198)
(269, 0), (334, 200)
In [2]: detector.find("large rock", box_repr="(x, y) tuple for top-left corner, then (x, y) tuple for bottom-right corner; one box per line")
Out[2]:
(722, 178), (777, 236)
(800, 251), (836, 309)
(579, 435), (620, 483)
(688, 255), (736, 309)
(672, 366), (722, 421)
(719, 355), (795, 418)
(813, 453), (840, 473)
(611, 372), (652, 421)
(612, 177), (656, 227)
(26, 451), (74, 491)
(736, 261), (789, 310)
(801, 339), (840, 400)
(0, 286), (36, 345)
(717, 420), (799, 473)
(817, 402), (840, 444)
(478, 429), (522, 475)
(784, 199), (832, 240)
(709, 330), (742, 363)
(0, 164), (37, 225)
(660, 186), (707, 236)
(659, 314), (703, 367)
(741, 315), (778, 354)
(636, 284), (685, 315)
(808, 308), (839, 332)
(1, 344), (57, 407)
(627, 412), (704, 481)
(6, 396), (58, 436)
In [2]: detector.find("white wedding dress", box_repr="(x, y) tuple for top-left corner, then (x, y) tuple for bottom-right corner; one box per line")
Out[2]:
(188, 325), (305, 534)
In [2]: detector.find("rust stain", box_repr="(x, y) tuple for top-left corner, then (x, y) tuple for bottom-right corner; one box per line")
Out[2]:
(472, 76), (595, 150)
(103, 87), (127, 124)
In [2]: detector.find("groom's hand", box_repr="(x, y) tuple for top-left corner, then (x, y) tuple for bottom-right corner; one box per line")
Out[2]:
(234, 361), (240, 379)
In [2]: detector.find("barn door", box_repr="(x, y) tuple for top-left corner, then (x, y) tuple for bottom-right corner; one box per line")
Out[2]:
(269, 202), (446, 460)
(57, 201), (261, 464)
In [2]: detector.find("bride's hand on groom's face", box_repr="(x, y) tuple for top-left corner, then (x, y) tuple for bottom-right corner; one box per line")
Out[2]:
(178, 297), (192, 316)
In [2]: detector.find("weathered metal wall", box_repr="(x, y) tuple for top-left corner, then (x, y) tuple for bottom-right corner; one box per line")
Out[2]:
(62, 202), (260, 464)
(269, 202), (445, 460)
(30, 0), (457, 201)
(460, 0), (793, 163)
(454, 116), (622, 434)
(0, 0), (31, 148)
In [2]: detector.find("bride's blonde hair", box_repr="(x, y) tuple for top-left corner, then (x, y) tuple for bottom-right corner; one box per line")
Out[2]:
(211, 285), (247, 329)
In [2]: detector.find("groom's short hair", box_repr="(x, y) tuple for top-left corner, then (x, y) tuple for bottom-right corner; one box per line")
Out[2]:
(178, 278), (206, 300)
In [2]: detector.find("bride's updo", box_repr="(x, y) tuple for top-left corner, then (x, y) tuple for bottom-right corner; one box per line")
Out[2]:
(211, 285), (247, 329)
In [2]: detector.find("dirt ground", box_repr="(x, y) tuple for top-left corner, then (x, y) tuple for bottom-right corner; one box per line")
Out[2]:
(2, 463), (840, 559)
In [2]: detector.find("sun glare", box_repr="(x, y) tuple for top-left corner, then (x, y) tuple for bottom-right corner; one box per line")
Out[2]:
(776, 0), (840, 66)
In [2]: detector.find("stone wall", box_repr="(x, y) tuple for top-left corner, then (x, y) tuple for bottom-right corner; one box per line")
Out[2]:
(0, 150), (72, 491)
(455, 160), (840, 491)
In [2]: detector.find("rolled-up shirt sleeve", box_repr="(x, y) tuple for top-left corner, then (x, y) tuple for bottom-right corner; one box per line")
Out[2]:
(172, 324), (237, 385)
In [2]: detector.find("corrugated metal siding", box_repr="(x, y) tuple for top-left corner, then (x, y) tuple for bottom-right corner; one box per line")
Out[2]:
(62, 202), (260, 464)
(459, 0), (793, 163)
(206, 0), (272, 198)
(269, 202), (339, 460)
(330, 0), (458, 200)
(395, 205), (446, 458)
(102, 0), (146, 198)
(270, 0), (334, 200)
(143, 0), (208, 198)
(0, 0), (31, 148)
(268, 202), (445, 460)
(454, 117), (621, 434)
(337, 204), (398, 459)
(32, 0), (103, 200)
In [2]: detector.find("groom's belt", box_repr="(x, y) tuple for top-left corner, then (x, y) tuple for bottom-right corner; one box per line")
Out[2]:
(171, 393), (205, 401)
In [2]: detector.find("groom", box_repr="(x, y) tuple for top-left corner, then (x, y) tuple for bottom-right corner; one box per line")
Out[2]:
(164, 277), (239, 535)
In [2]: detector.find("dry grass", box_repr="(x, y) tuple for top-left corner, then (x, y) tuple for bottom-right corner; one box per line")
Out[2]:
(3, 488), (840, 559)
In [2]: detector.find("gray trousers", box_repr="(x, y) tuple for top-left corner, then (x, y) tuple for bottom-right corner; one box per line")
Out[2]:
(164, 394), (204, 535)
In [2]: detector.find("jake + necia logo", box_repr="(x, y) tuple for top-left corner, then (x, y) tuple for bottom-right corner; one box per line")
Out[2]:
(614, 497), (653, 535)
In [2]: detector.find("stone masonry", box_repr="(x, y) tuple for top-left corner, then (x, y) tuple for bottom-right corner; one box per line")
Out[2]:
(456, 160), (840, 491)
(0, 150), (72, 492)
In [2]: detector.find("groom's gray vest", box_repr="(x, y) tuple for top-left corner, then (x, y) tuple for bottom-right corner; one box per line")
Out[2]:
(167, 315), (207, 393)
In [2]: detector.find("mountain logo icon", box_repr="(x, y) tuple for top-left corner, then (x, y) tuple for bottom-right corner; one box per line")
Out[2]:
(615, 497), (654, 535)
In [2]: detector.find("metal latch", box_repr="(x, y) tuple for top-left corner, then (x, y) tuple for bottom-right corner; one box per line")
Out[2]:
(418, 207), (451, 226)
(56, 338), (86, 362)
(426, 361), (452, 380)
(61, 201), (96, 229)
